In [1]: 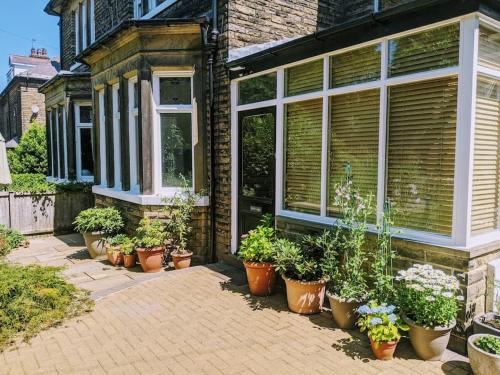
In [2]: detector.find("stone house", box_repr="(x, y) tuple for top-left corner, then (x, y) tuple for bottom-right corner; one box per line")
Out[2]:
(41, 0), (500, 352)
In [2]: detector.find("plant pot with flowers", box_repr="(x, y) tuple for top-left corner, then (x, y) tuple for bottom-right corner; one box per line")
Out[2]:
(467, 334), (500, 375)
(73, 207), (124, 259)
(357, 301), (409, 360)
(134, 217), (166, 273)
(105, 234), (131, 266)
(396, 264), (463, 361)
(238, 214), (277, 296)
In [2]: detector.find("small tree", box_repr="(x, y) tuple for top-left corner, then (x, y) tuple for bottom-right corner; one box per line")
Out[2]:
(8, 122), (47, 174)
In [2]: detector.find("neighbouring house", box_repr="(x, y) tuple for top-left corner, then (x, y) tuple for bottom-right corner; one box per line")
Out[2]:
(0, 49), (59, 147)
(41, 0), (500, 352)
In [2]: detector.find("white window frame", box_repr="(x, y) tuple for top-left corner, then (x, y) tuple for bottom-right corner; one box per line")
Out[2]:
(75, 102), (94, 183)
(98, 89), (107, 187)
(112, 83), (122, 190)
(48, 109), (55, 179)
(128, 77), (140, 193)
(73, 0), (95, 57)
(62, 104), (69, 180)
(134, 0), (178, 19)
(152, 71), (196, 195)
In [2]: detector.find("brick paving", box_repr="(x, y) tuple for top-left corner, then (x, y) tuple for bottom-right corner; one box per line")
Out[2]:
(1, 236), (472, 375)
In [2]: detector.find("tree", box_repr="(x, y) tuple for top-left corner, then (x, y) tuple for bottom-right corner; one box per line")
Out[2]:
(7, 121), (48, 174)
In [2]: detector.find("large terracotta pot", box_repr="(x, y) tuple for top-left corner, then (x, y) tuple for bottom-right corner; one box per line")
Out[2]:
(243, 262), (276, 296)
(171, 251), (193, 270)
(404, 315), (455, 361)
(136, 247), (164, 273)
(370, 338), (399, 361)
(327, 292), (363, 329)
(107, 246), (124, 266)
(83, 232), (106, 258)
(123, 253), (137, 268)
(468, 334), (500, 375)
(282, 276), (326, 315)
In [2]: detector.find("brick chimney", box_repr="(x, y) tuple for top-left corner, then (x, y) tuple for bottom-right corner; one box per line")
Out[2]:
(30, 48), (49, 59)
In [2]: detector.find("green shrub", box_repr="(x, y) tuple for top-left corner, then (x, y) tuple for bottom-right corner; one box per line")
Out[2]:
(474, 335), (500, 355)
(0, 263), (93, 350)
(0, 225), (25, 257)
(0, 174), (55, 194)
(134, 217), (166, 249)
(238, 215), (276, 263)
(107, 234), (131, 247)
(273, 238), (325, 282)
(73, 207), (124, 235)
(7, 122), (47, 175)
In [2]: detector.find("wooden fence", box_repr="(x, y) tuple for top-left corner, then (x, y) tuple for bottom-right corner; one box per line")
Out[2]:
(0, 191), (94, 235)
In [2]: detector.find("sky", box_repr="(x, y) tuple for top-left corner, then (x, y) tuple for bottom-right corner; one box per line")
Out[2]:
(0, 0), (59, 90)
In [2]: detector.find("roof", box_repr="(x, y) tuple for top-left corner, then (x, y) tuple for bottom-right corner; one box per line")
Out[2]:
(38, 70), (91, 94)
(9, 54), (60, 80)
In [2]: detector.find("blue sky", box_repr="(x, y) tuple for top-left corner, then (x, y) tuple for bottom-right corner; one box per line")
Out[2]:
(0, 0), (59, 90)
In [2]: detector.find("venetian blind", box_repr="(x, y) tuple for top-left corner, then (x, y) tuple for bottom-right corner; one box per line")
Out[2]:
(387, 77), (458, 235)
(479, 25), (500, 71)
(471, 77), (500, 234)
(284, 99), (323, 214)
(285, 60), (323, 97)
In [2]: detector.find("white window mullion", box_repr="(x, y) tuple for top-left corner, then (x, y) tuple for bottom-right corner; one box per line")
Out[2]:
(63, 105), (68, 180)
(55, 107), (61, 178)
(90, 0), (95, 43)
(75, 7), (80, 55)
(82, 1), (87, 49)
(112, 84), (122, 191)
(49, 111), (55, 177)
(320, 56), (329, 217)
(98, 90), (107, 187)
(128, 78), (139, 193)
(275, 68), (285, 217)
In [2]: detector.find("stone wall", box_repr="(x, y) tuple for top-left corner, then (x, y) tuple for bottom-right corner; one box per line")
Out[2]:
(20, 85), (47, 132)
(94, 0), (133, 40)
(60, 4), (76, 71)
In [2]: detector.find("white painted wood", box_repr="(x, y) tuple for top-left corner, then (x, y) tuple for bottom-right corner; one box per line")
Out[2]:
(75, 102), (94, 183)
(112, 84), (122, 190)
(98, 90), (107, 187)
(128, 77), (140, 193)
(230, 80), (239, 254)
(320, 56), (329, 217)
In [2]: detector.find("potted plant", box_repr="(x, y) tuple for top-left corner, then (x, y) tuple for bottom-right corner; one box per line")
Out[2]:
(134, 217), (166, 273)
(105, 234), (130, 266)
(238, 215), (277, 296)
(163, 183), (201, 270)
(73, 207), (124, 258)
(357, 301), (409, 360)
(474, 313), (500, 336)
(121, 241), (136, 269)
(396, 264), (463, 360)
(274, 237), (327, 315)
(467, 334), (500, 375)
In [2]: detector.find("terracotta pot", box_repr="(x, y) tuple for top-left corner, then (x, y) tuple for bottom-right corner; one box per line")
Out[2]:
(123, 253), (137, 268)
(282, 276), (326, 315)
(107, 246), (124, 266)
(468, 334), (500, 375)
(136, 247), (164, 273)
(82, 232), (106, 258)
(327, 292), (363, 329)
(370, 338), (399, 360)
(404, 315), (455, 361)
(171, 251), (193, 270)
(243, 262), (276, 296)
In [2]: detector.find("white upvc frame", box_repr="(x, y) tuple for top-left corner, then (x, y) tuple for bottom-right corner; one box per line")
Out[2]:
(62, 103), (69, 180)
(151, 71), (196, 195)
(230, 15), (483, 254)
(55, 105), (61, 178)
(128, 77), (140, 193)
(48, 109), (55, 179)
(134, 0), (178, 19)
(75, 102), (94, 182)
(112, 83), (122, 190)
(73, 0), (95, 57)
(98, 89), (107, 187)
(75, 6), (80, 55)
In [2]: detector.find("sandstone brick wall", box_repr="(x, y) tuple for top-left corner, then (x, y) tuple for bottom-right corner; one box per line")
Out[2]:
(60, 4), (76, 71)
(20, 86), (47, 132)
(94, 0), (133, 40)
(156, 0), (212, 18)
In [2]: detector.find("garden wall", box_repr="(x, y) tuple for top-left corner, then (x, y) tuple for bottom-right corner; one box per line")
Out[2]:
(0, 191), (94, 235)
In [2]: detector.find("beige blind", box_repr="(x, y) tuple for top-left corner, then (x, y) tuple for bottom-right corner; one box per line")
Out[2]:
(328, 89), (380, 219)
(284, 99), (323, 214)
(471, 77), (500, 234)
(330, 44), (381, 88)
(479, 26), (500, 71)
(388, 23), (459, 77)
(387, 77), (458, 235)
(285, 60), (323, 97)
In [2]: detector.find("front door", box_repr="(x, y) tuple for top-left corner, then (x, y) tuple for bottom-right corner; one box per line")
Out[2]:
(238, 107), (276, 243)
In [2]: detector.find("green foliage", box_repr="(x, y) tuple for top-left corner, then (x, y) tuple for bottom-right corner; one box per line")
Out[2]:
(474, 335), (500, 355)
(0, 174), (93, 194)
(106, 234), (134, 255)
(73, 207), (124, 235)
(7, 122), (47, 174)
(134, 217), (166, 250)
(238, 215), (276, 263)
(356, 301), (408, 344)
(273, 238), (325, 282)
(0, 225), (26, 257)
(0, 263), (93, 350)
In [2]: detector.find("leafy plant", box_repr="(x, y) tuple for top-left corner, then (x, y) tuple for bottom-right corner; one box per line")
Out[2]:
(474, 335), (500, 355)
(7, 122), (47, 175)
(73, 207), (124, 235)
(134, 217), (166, 250)
(273, 238), (325, 282)
(0, 225), (26, 257)
(121, 242), (135, 255)
(357, 301), (409, 345)
(107, 234), (131, 247)
(238, 215), (276, 263)
(396, 264), (463, 327)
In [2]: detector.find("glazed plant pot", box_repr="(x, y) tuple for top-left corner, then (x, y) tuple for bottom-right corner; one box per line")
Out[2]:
(370, 338), (399, 361)
(403, 315), (455, 361)
(171, 251), (193, 270)
(123, 254), (137, 268)
(327, 292), (363, 329)
(473, 313), (500, 336)
(136, 247), (164, 273)
(243, 262), (276, 296)
(107, 246), (124, 266)
(82, 232), (106, 259)
(282, 276), (326, 315)
(468, 334), (500, 375)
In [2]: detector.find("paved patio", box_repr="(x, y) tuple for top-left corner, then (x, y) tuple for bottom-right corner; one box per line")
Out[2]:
(1, 235), (472, 375)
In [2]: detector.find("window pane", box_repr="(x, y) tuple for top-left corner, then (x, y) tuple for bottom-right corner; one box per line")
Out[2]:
(330, 45), (381, 88)
(471, 76), (500, 234)
(159, 77), (191, 105)
(133, 81), (138, 109)
(479, 25), (500, 71)
(285, 60), (323, 97)
(135, 115), (140, 186)
(80, 128), (94, 176)
(284, 99), (322, 214)
(328, 89), (379, 219)
(160, 113), (192, 187)
(387, 77), (458, 235)
(238, 73), (277, 105)
(388, 23), (459, 77)
(80, 106), (92, 123)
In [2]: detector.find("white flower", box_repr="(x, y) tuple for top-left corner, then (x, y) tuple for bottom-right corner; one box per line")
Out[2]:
(457, 295), (465, 301)
(442, 292), (453, 298)
(425, 296), (435, 302)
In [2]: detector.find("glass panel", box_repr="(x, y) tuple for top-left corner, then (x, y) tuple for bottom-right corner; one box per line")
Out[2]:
(135, 115), (141, 186)
(160, 113), (192, 187)
(241, 113), (275, 199)
(330, 44), (381, 88)
(80, 128), (94, 176)
(471, 76), (500, 234)
(159, 77), (191, 105)
(387, 77), (458, 235)
(388, 23), (459, 77)
(79, 106), (92, 123)
(328, 89), (379, 220)
(479, 25), (500, 71)
(285, 60), (323, 97)
(238, 73), (277, 105)
(141, 0), (149, 16)
(133, 81), (138, 109)
(284, 99), (322, 214)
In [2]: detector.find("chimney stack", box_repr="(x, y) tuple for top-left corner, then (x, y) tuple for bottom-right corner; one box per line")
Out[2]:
(30, 48), (49, 59)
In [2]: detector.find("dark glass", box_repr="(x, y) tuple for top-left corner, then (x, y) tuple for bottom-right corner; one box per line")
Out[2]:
(80, 106), (92, 123)
(238, 73), (277, 105)
(159, 78), (191, 105)
(80, 128), (94, 176)
(133, 82), (138, 109)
